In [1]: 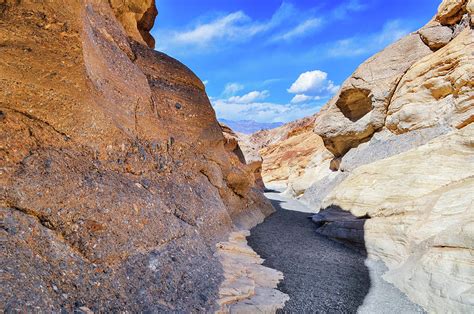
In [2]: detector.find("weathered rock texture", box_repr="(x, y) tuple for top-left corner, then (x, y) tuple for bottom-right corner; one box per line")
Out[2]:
(241, 116), (333, 197)
(386, 27), (474, 132)
(109, 0), (158, 48)
(216, 231), (289, 313)
(304, 0), (474, 312)
(314, 0), (473, 157)
(313, 34), (432, 156)
(220, 123), (266, 191)
(320, 125), (474, 312)
(0, 1), (273, 311)
(248, 0), (473, 312)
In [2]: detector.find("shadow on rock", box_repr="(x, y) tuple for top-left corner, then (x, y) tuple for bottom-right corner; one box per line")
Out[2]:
(247, 193), (370, 313)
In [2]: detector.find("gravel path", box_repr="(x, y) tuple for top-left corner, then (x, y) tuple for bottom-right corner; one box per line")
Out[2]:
(247, 190), (424, 313)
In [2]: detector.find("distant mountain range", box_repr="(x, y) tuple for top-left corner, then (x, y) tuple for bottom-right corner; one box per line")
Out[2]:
(219, 119), (284, 134)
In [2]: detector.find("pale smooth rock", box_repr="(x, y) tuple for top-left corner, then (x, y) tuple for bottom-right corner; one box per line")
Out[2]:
(322, 125), (474, 216)
(284, 149), (333, 197)
(386, 28), (474, 133)
(339, 125), (452, 172)
(418, 22), (453, 50)
(320, 125), (474, 312)
(314, 33), (432, 156)
(216, 231), (289, 313)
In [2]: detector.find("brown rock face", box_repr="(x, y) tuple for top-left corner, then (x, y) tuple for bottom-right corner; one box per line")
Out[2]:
(109, 0), (158, 48)
(220, 123), (268, 192)
(0, 1), (272, 312)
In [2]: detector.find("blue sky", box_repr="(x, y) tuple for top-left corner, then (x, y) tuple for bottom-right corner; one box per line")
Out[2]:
(152, 0), (438, 123)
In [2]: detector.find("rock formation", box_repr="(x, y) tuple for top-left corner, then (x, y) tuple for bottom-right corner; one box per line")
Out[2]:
(314, 0), (473, 157)
(216, 231), (289, 313)
(220, 123), (266, 191)
(317, 125), (474, 312)
(247, 0), (473, 312)
(241, 116), (333, 197)
(0, 1), (273, 311)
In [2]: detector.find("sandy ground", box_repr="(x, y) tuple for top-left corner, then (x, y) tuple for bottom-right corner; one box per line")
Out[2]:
(247, 189), (425, 313)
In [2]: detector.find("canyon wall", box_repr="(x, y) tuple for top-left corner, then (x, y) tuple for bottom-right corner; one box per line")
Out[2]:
(0, 1), (273, 311)
(250, 0), (473, 312)
(243, 116), (333, 197)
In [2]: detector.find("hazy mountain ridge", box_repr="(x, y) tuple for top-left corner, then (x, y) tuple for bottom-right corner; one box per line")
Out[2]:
(219, 118), (284, 134)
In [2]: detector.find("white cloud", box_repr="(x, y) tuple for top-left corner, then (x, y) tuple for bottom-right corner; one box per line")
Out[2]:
(271, 18), (322, 42)
(332, 0), (368, 20)
(212, 88), (323, 123)
(288, 70), (328, 94)
(287, 70), (339, 96)
(212, 99), (322, 123)
(327, 20), (412, 57)
(228, 90), (270, 104)
(202, 80), (209, 85)
(262, 78), (283, 86)
(327, 81), (340, 94)
(171, 11), (262, 47)
(156, 3), (298, 52)
(290, 94), (322, 104)
(223, 83), (244, 96)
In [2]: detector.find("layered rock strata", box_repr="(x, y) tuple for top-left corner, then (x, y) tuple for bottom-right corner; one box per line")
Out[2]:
(216, 231), (289, 313)
(0, 1), (273, 311)
(241, 116), (333, 197)
(318, 125), (474, 312)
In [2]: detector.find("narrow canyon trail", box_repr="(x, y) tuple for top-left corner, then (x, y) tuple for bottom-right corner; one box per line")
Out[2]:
(247, 189), (425, 313)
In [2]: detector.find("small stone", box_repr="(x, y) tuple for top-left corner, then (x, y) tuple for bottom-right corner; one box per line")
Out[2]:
(78, 306), (94, 314)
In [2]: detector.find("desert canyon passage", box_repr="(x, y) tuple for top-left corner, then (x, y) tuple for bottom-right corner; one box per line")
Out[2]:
(1, 0), (473, 313)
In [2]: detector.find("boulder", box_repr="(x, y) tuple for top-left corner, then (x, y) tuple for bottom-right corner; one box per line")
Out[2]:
(418, 21), (453, 50)
(314, 33), (432, 156)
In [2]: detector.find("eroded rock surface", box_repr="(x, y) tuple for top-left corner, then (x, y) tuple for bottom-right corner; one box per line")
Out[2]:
(313, 0), (472, 157)
(313, 33), (432, 156)
(109, 0), (158, 48)
(216, 231), (289, 313)
(386, 27), (474, 132)
(0, 1), (273, 311)
(240, 116), (333, 197)
(319, 125), (474, 312)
